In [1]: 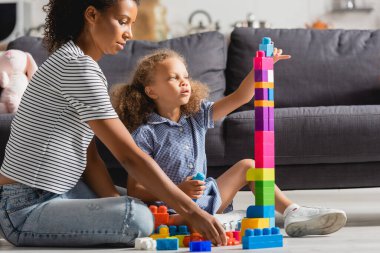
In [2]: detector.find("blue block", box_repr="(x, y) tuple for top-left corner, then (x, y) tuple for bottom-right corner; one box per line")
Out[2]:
(242, 227), (283, 250)
(192, 172), (206, 201)
(259, 37), (274, 57)
(247, 205), (275, 218)
(268, 88), (274, 101)
(192, 172), (205, 181)
(169, 226), (177, 236)
(178, 225), (190, 235)
(169, 225), (190, 236)
(156, 238), (179, 250)
(189, 241), (212, 252)
(270, 217), (275, 227)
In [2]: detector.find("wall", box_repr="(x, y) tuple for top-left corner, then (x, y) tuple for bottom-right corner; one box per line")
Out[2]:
(25, 0), (380, 39)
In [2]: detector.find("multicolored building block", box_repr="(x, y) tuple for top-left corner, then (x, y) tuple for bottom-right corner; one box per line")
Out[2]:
(242, 37), (283, 249)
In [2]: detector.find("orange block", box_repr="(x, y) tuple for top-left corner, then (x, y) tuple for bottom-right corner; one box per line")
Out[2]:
(149, 205), (169, 229)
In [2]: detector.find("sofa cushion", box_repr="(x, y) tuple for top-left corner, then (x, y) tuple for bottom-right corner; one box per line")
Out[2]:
(8, 31), (227, 101)
(217, 105), (380, 167)
(226, 28), (380, 109)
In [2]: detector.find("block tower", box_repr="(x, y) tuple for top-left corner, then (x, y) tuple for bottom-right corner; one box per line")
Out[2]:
(241, 37), (283, 250)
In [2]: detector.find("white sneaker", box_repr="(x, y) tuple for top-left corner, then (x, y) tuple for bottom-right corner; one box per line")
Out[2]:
(284, 205), (347, 237)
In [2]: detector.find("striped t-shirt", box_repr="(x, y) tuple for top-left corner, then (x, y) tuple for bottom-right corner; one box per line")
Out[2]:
(0, 41), (118, 194)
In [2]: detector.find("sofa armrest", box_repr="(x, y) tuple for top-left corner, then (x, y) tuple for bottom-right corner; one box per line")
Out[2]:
(0, 114), (14, 165)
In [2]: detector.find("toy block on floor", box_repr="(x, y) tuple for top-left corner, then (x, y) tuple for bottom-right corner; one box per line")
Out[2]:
(247, 205), (275, 218)
(226, 231), (240, 245)
(174, 234), (186, 247)
(259, 37), (274, 57)
(241, 217), (270, 236)
(150, 225), (170, 240)
(135, 237), (157, 250)
(189, 241), (212, 252)
(149, 205), (169, 229)
(183, 233), (205, 247)
(156, 237), (179, 250)
(254, 51), (274, 70)
(254, 81), (274, 89)
(169, 225), (189, 236)
(233, 230), (241, 242)
(242, 227), (283, 249)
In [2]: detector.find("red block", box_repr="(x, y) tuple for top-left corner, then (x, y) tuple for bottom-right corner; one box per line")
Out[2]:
(255, 155), (275, 168)
(254, 51), (274, 70)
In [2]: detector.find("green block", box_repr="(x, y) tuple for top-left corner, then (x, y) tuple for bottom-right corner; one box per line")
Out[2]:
(255, 189), (275, 205)
(255, 181), (275, 188)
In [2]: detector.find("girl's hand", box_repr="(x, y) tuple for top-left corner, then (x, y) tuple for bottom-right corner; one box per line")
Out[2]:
(178, 176), (206, 199)
(273, 47), (291, 63)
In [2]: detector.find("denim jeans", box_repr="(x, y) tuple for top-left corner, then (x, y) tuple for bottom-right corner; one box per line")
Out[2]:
(0, 180), (154, 247)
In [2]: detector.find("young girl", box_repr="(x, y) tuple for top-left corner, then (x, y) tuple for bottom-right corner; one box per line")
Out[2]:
(113, 49), (347, 237)
(0, 0), (227, 247)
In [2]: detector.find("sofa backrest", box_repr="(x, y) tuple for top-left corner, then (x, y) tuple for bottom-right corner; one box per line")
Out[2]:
(226, 28), (380, 109)
(7, 31), (227, 101)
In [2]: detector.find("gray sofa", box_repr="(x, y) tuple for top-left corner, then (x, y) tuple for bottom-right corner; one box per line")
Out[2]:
(1, 28), (380, 190)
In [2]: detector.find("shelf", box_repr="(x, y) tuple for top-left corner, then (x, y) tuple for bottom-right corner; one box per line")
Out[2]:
(332, 7), (373, 13)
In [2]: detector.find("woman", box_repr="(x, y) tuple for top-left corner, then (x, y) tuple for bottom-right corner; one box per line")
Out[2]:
(0, 0), (226, 247)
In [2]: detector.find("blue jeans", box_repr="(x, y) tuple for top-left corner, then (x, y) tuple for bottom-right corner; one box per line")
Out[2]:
(0, 180), (154, 247)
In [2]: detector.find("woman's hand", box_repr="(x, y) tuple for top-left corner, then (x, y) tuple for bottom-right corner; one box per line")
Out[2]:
(178, 176), (206, 199)
(273, 47), (291, 63)
(189, 208), (227, 246)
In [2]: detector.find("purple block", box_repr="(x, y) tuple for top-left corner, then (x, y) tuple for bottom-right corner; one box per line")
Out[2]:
(255, 88), (268, 100)
(255, 118), (269, 131)
(268, 107), (274, 120)
(269, 119), (274, 131)
(255, 107), (269, 119)
(255, 70), (269, 82)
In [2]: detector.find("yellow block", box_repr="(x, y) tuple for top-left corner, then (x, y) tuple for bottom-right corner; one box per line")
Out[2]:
(241, 218), (270, 236)
(246, 168), (275, 181)
(255, 82), (274, 88)
(254, 100), (274, 107)
(174, 235), (186, 247)
(150, 226), (169, 240)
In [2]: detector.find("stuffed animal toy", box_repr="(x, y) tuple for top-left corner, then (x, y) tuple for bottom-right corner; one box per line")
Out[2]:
(0, 49), (38, 113)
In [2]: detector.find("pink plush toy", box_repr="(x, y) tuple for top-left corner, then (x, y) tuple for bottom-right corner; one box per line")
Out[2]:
(0, 50), (38, 113)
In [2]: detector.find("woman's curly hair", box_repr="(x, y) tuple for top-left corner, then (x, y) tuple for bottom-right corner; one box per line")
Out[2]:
(43, 0), (140, 53)
(111, 49), (209, 132)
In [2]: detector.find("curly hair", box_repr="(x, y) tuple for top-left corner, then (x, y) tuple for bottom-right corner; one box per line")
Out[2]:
(43, 0), (140, 53)
(111, 49), (209, 132)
